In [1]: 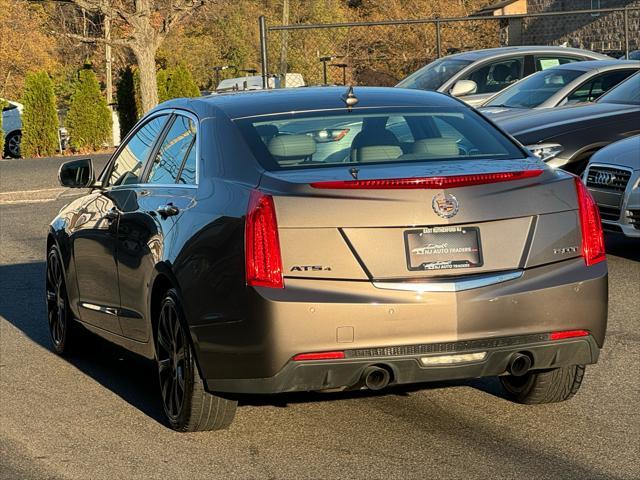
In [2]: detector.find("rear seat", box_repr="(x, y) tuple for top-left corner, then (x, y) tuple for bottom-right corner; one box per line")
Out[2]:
(267, 134), (317, 166)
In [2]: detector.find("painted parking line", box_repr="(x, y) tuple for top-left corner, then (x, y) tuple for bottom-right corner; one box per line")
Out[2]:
(0, 187), (74, 205)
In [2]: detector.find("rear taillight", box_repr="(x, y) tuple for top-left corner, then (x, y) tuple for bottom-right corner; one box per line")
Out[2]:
(574, 177), (606, 266)
(293, 351), (345, 361)
(245, 191), (284, 288)
(310, 170), (543, 189)
(550, 329), (590, 340)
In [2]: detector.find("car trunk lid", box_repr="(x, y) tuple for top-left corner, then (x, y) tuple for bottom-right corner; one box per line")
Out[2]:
(259, 160), (581, 280)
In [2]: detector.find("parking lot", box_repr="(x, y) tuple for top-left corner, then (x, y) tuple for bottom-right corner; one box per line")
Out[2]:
(0, 155), (638, 480)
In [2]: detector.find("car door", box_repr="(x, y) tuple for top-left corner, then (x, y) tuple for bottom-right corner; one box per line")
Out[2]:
(115, 111), (198, 341)
(458, 56), (525, 106)
(71, 113), (170, 334)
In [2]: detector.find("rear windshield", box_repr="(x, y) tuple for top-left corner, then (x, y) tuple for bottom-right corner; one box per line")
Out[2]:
(598, 72), (640, 104)
(235, 107), (526, 170)
(485, 68), (584, 108)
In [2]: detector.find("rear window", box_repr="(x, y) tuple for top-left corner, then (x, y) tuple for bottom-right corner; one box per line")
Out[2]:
(235, 107), (526, 170)
(598, 72), (640, 105)
(485, 68), (584, 108)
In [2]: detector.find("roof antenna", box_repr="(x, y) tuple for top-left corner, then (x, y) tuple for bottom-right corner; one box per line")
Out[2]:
(342, 85), (358, 111)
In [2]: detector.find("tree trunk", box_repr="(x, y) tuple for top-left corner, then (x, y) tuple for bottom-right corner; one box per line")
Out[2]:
(133, 45), (158, 113)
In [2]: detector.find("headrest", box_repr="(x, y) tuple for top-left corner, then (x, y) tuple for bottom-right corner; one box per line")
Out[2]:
(492, 64), (510, 82)
(411, 138), (459, 157)
(268, 134), (316, 159)
(354, 145), (403, 163)
(256, 124), (278, 140)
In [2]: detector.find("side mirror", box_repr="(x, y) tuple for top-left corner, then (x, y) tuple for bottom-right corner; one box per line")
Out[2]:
(58, 158), (94, 188)
(450, 79), (478, 97)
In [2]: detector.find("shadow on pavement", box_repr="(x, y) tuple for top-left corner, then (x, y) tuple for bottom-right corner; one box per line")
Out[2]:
(0, 261), (165, 425)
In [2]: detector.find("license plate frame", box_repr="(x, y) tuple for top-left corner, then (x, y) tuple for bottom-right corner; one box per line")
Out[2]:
(404, 226), (483, 271)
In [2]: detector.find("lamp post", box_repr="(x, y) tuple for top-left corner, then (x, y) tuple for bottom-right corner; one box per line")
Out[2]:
(330, 63), (348, 85)
(319, 55), (340, 85)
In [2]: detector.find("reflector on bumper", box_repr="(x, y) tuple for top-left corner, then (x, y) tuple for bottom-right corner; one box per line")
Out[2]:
(420, 351), (487, 366)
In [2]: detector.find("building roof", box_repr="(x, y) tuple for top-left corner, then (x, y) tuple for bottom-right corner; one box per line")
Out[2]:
(474, 0), (523, 16)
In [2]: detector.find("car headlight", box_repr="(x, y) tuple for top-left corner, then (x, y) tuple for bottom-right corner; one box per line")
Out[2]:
(526, 143), (564, 162)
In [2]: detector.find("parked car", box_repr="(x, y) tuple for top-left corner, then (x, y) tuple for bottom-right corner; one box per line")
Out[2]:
(49, 87), (607, 432)
(1, 98), (70, 158)
(494, 71), (640, 173)
(583, 135), (640, 238)
(1, 99), (23, 158)
(619, 50), (640, 61)
(216, 73), (305, 92)
(395, 46), (611, 106)
(479, 60), (640, 118)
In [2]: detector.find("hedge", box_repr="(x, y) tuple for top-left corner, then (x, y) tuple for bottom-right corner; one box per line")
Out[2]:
(21, 71), (59, 158)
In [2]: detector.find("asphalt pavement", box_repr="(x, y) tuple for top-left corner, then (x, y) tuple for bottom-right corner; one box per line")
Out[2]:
(0, 156), (639, 479)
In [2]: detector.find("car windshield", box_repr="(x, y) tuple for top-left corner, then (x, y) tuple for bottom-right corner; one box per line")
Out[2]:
(235, 107), (526, 171)
(597, 72), (640, 104)
(396, 58), (472, 90)
(484, 68), (584, 108)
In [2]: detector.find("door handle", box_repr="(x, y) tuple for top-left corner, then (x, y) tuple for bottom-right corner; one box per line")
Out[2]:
(104, 208), (119, 222)
(157, 203), (179, 218)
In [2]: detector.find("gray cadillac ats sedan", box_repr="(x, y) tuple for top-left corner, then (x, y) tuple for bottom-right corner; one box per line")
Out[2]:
(48, 87), (608, 432)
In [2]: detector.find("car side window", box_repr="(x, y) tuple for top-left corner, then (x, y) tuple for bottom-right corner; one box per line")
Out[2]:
(147, 115), (197, 185)
(566, 70), (636, 104)
(107, 115), (169, 186)
(178, 139), (197, 184)
(462, 56), (524, 94)
(387, 116), (414, 142)
(535, 56), (581, 71)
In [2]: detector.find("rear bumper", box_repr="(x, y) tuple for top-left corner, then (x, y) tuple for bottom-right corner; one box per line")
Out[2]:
(206, 334), (599, 394)
(192, 257), (608, 393)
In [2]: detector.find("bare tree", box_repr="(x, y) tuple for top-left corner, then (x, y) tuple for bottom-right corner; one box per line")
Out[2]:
(61, 0), (205, 112)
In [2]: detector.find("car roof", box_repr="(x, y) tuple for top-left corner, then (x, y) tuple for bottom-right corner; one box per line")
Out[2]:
(545, 59), (640, 72)
(157, 86), (463, 120)
(446, 46), (611, 61)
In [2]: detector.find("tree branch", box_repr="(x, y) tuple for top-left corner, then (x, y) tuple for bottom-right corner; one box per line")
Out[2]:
(70, 0), (136, 25)
(162, 0), (205, 35)
(56, 31), (133, 48)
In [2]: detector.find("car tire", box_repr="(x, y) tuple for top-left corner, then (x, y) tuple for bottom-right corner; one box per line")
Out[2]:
(500, 365), (585, 404)
(46, 245), (78, 355)
(156, 288), (237, 432)
(5, 131), (21, 158)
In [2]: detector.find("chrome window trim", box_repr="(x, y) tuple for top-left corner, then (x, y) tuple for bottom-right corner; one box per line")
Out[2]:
(145, 108), (200, 186)
(373, 270), (523, 293)
(103, 108), (201, 189)
(100, 111), (172, 186)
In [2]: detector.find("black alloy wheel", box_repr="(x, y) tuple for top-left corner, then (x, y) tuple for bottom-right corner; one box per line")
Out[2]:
(157, 294), (190, 422)
(5, 131), (21, 158)
(155, 288), (237, 432)
(46, 245), (73, 354)
(500, 364), (586, 404)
